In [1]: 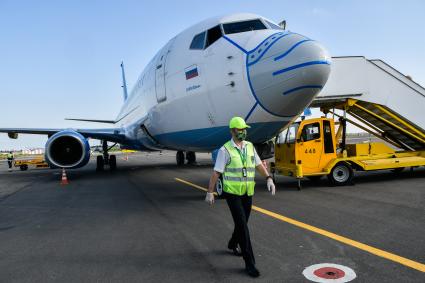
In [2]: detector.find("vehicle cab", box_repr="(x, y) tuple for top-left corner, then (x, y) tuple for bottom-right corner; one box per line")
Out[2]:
(274, 117), (338, 178)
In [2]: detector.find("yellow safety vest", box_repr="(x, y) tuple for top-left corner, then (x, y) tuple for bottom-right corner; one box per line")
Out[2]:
(223, 140), (256, 196)
(7, 153), (13, 159)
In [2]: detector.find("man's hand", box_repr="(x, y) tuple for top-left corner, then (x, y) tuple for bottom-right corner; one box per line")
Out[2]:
(267, 178), (276, 195)
(205, 192), (215, 205)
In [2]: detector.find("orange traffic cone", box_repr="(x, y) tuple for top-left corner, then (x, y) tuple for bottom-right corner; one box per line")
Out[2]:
(61, 168), (69, 185)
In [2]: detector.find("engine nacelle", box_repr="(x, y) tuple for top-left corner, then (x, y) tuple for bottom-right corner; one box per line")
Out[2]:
(45, 130), (90, 169)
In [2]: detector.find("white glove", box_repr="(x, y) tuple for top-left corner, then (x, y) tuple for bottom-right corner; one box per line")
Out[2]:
(205, 192), (215, 205)
(267, 178), (276, 195)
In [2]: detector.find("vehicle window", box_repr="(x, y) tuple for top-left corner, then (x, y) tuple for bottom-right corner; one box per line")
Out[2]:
(265, 20), (283, 30)
(300, 123), (321, 142)
(190, 32), (206, 50)
(205, 25), (222, 48)
(277, 129), (287, 144)
(285, 124), (299, 144)
(222, 19), (267, 34)
(323, 120), (335, 153)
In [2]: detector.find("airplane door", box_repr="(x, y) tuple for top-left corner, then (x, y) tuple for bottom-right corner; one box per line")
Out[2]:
(297, 122), (323, 173)
(155, 38), (175, 103)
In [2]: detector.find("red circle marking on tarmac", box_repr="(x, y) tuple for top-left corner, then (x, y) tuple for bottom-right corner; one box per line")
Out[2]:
(313, 267), (345, 279)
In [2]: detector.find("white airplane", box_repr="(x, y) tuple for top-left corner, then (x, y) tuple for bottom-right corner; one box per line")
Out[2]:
(1, 13), (331, 170)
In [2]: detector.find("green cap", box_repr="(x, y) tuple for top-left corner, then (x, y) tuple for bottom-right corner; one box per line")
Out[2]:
(229, 116), (250, 129)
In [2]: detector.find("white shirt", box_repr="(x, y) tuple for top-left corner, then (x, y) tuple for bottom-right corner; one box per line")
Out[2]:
(214, 139), (262, 173)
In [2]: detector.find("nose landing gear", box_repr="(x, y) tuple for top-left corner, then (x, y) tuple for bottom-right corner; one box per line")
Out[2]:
(96, 140), (117, 171)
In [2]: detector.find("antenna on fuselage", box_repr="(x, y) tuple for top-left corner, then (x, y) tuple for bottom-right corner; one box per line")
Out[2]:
(278, 20), (286, 30)
(120, 61), (128, 101)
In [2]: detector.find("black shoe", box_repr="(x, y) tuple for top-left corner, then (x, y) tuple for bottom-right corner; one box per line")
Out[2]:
(227, 243), (242, 256)
(245, 264), (260, 278)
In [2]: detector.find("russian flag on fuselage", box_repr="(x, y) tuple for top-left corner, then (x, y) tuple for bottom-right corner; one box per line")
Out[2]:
(185, 65), (198, 80)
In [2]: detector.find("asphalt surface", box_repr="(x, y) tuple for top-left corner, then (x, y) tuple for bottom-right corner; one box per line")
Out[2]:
(0, 151), (424, 282)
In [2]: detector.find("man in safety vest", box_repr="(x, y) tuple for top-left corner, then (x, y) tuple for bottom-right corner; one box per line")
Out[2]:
(205, 116), (276, 278)
(7, 151), (14, 172)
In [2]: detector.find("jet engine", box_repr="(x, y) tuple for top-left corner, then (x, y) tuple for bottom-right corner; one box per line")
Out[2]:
(45, 130), (90, 169)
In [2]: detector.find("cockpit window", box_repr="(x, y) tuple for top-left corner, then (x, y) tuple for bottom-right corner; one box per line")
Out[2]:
(205, 25), (222, 48)
(265, 20), (283, 30)
(222, 19), (267, 34)
(190, 31), (206, 50)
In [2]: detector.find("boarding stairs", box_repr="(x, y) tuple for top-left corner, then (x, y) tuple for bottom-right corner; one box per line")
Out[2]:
(311, 56), (425, 151)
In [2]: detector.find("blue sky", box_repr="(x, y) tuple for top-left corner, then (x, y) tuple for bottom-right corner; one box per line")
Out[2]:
(1, 0), (424, 149)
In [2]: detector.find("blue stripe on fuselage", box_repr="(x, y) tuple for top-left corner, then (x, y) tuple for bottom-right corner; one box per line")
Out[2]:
(152, 121), (288, 152)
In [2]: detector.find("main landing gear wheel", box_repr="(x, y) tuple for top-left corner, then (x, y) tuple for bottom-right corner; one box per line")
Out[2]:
(176, 151), (185, 166)
(109, 155), (117, 171)
(186, 151), (196, 165)
(328, 162), (354, 186)
(96, 155), (104, 171)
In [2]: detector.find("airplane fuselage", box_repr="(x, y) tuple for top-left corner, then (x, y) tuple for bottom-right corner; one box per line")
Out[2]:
(114, 13), (331, 152)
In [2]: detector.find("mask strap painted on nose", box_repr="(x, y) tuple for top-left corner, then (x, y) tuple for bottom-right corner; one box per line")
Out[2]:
(222, 36), (248, 54)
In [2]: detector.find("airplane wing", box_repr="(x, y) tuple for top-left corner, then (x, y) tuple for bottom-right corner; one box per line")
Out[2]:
(64, 106), (140, 125)
(64, 118), (117, 124)
(0, 127), (127, 143)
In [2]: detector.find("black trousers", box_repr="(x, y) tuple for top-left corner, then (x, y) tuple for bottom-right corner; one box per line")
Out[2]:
(7, 160), (13, 169)
(225, 192), (255, 266)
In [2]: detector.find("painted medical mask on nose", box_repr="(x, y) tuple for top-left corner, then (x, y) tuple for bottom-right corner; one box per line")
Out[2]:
(236, 129), (247, 141)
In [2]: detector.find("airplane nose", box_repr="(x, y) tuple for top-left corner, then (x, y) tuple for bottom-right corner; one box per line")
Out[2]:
(247, 32), (331, 117)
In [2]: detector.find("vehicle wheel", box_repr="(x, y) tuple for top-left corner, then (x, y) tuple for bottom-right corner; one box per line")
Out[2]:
(109, 155), (117, 171)
(186, 151), (196, 164)
(176, 151), (185, 166)
(20, 164), (28, 171)
(328, 162), (354, 186)
(96, 155), (104, 171)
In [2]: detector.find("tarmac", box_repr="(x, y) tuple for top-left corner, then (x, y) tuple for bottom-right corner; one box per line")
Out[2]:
(0, 151), (424, 282)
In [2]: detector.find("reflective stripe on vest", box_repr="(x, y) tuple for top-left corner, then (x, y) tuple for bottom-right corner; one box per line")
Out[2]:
(224, 167), (256, 173)
(223, 140), (256, 196)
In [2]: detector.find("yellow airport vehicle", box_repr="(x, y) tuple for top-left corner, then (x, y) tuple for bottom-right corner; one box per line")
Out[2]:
(271, 115), (425, 189)
(14, 156), (49, 171)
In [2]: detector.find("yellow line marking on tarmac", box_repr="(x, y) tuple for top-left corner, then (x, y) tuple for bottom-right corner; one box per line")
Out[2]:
(174, 177), (425, 273)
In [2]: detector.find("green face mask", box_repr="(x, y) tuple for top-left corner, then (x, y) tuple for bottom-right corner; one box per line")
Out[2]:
(236, 129), (247, 141)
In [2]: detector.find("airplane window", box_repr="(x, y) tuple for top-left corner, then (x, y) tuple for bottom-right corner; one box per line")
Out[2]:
(190, 32), (206, 50)
(205, 25), (222, 48)
(265, 20), (283, 30)
(222, 19), (267, 34)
